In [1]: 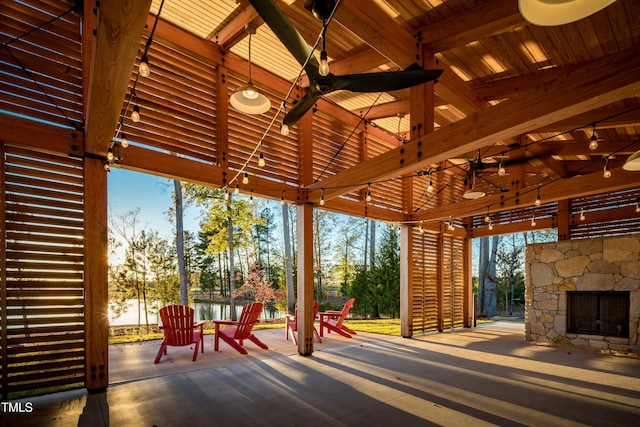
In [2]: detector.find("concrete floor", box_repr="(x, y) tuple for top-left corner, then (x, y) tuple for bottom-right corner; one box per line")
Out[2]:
(2, 321), (639, 426)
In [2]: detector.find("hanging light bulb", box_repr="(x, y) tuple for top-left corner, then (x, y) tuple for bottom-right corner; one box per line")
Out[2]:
(498, 154), (506, 176)
(249, 195), (254, 204)
(258, 151), (266, 168)
(103, 161), (110, 172)
(318, 21), (329, 76)
(242, 172), (249, 185)
(419, 221), (424, 233)
(531, 213), (536, 227)
(234, 183), (240, 194)
(488, 221), (494, 231)
(535, 188), (541, 206)
(636, 202), (640, 213)
(366, 184), (372, 203)
(589, 123), (599, 150)
(280, 192), (285, 205)
(139, 54), (150, 77)
(447, 216), (455, 231)
(131, 105), (141, 123)
(224, 189), (229, 201)
(281, 120), (290, 136)
(484, 208), (491, 223)
(121, 132), (129, 148)
(107, 147), (114, 161)
(603, 159), (612, 178)
(320, 189), (325, 206)
(427, 178), (434, 193)
(579, 208), (585, 221)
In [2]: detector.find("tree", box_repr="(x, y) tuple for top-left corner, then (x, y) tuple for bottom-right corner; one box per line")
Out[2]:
(232, 264), (284, 318)
(173, 180), (188, 304)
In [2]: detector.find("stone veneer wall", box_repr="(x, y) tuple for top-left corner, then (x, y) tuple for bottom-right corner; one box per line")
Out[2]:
(525, 234), (640, 353)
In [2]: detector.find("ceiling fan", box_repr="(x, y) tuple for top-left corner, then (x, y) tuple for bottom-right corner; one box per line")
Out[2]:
(248, 0), (443, 130)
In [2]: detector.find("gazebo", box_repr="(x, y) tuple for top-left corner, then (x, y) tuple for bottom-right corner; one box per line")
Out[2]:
(1, 0), (639, 398)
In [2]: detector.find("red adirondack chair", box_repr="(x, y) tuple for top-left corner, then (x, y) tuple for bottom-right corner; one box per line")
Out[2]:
(319, 298), (357, 338)
(285, 301), (322, 345)
(213, 302), (268, 354)
(154, 304), (205, 364)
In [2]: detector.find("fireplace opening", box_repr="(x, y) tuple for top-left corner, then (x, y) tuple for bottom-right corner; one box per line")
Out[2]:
(567, 291), (630, 337)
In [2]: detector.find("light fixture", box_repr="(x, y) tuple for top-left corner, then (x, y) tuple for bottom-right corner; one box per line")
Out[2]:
(320, 189), (325, 206)
(224, 189), (229, 201)
(258, 151), (266, 168)
(531, 213), (536, 227)
(427, 176), (434, 193)
(121, 132), (129, 148)
(518, 0), (617, 26)
(498, 154), (506, 176)
(234, 183), (240, 194)
(636, 202), (640, 213)
(488, 221), (494, 231)
(107, 147), (114, 161)
(366, 184), (372, 203)
(589, 123), (598, 150)
(463, 173), (485, 200)
(484, 207), (491, 223)
(579, 208), (585, 221)
(535, 187), (541, 206)
(280, 192), (285, 205)
(623, 149), (640, 171)
(139, 54), (150, 77)
(280, 120), (290, 136)
(242, 172), (249, 185)
(447, 216), (455, 231)
(230, 26), (271, 115)
(131, 105), (140, 123)
(318, 21), (329, 76)
(103, 161), (110, 172)
(603, 159), (612, 178)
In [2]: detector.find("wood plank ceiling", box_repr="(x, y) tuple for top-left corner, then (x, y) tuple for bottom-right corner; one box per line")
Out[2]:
(4, 0), (640, 232)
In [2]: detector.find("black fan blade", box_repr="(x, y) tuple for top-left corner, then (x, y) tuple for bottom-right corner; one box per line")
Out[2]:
(333, 68), (443, 93)
(283, 91), (323, 127)
(249, 0), (320, 80)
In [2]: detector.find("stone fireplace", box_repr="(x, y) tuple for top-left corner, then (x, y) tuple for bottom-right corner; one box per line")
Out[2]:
(525, 234), (640, 353)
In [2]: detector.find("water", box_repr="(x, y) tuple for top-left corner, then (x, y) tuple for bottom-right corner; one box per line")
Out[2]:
(109, 299), (281, 326)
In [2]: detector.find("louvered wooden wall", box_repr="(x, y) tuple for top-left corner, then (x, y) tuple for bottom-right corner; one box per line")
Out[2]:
(1, 144), (85, 399)
(410, 228), (469, 335)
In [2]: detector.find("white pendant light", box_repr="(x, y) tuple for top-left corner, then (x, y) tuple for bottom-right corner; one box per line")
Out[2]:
(230, 26), (271, 115)
(463, 173), (485, 200)
(519, 0), (617, 27)
(623, 150), (640, 171)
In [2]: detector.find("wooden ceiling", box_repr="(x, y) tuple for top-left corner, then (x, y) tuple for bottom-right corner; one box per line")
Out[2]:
(2, 0), (640, 233)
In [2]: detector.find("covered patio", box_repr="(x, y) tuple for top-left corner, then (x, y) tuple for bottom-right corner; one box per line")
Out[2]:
(3, 322), (640, 425)
(1, 0), (640, 402)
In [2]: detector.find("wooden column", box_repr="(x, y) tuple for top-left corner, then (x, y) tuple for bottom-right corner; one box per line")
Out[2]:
(84, 156), (109, 391)
(436, 231), (444, 332)
(296, 203), (314, 355)
(296, 110), (314, 355)
(463, 235), (473, 327)
(557, 199), (571, 240)
(400, 225), (413, 338)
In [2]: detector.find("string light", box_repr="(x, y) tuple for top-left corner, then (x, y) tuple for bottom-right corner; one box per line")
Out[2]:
(636, 202), (640, 213)
(320, 189), (325, 206)
(447, 216), (455, 231)
(103, 161), (110, 172)
(258, 151), (266, 168)
(488, 221), (494, 230)
(280, 120), (290, 136)
(131, 105), (140, 123)
(107, 147), (114, 161)
(121, 132), (129, 148)
(139, 54), (150, 77)
(366, 184), (372, 203)
(579, 208), (585, 221)
(242, 172), (249, 185)
(484, 207), (490, 223)
(280, 192), (285, 205)
(224, 189), (229, 201)
(427, 176), (434, 193)
(603, 158), (612, 178)
(531, 213), (536, 227)
(234, 183), (240, 194)
(535, 187), (541, 206)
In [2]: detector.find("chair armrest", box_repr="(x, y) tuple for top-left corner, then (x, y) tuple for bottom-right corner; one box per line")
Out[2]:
(212, 320), (237, 326)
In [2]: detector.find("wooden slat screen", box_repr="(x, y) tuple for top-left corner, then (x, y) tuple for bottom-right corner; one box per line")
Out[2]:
(1, 144), (85, 399)
(121, 38), (217, 164)
(0, 1), (82, 130)
(411, 229), (467, 335)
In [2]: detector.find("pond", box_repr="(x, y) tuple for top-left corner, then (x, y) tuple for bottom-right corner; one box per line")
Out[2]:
(109, 299), (281, 326)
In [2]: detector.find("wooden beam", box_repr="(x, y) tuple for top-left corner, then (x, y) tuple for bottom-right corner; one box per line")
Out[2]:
(416, 167), (640, 223)
(0, 115), (84, 157)
(307, 47), (640, 201)
(296, 203), (314, 355)
(532, 108), (640, 132)
(400, 226), (413, 337)
(329, 49), (389, 75)
(210, 5), (258, 47)
(84, 0), (153, 154)
(420, 0), (525, 53)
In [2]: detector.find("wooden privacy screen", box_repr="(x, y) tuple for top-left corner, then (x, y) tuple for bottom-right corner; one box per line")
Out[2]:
(411, 228), (467, 334)
(1, 144), (85, 399)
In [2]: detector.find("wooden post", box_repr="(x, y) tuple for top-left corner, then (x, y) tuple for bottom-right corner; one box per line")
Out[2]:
(296, 203), (314, 355)
(84, 156), (109, 391)
(463, 235), (473, 327)
(557, 199), (571, 240)
(400, 225), (413, 338)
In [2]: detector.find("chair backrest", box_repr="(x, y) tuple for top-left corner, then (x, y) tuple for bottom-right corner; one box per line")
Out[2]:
(233, 302), (264, 339)
(292, 301), (320, 327)
(159, 304), (196, 346)
(335, 298), (355, 328)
